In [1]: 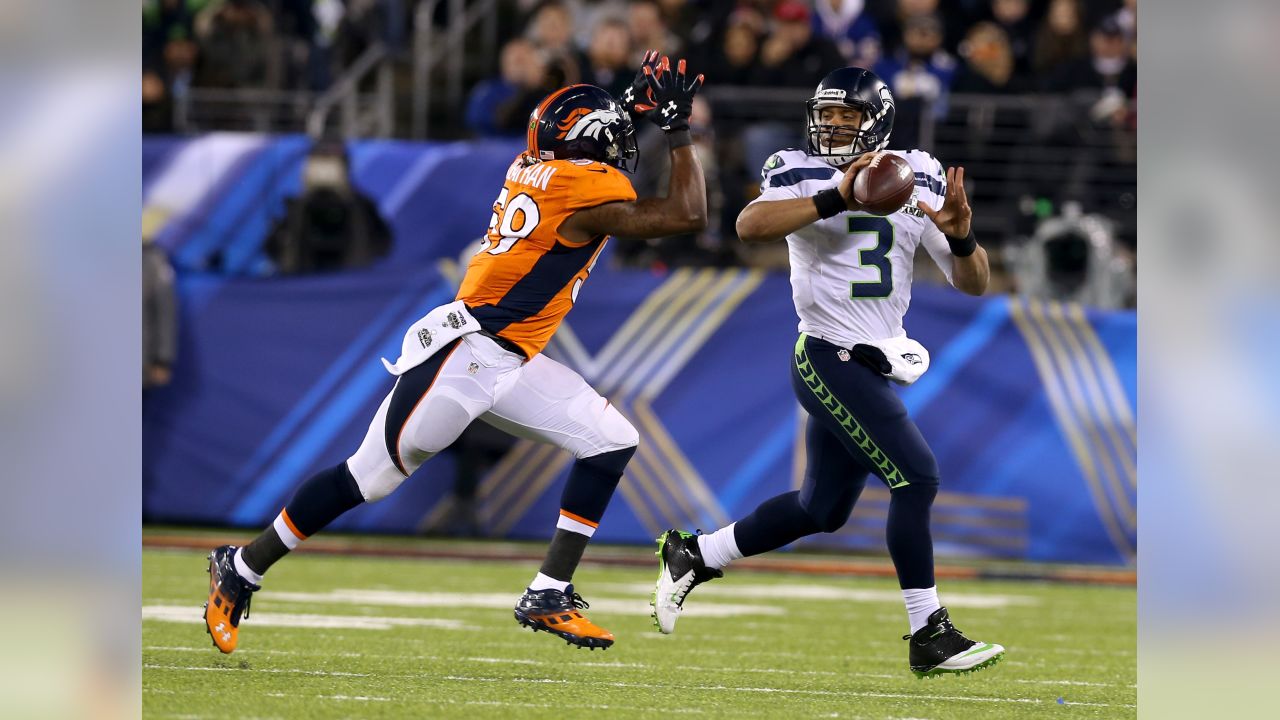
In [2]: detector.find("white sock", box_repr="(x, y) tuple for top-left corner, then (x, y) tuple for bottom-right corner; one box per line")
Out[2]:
(233, 547), (264, 586)
(903, 586), (941, 634)
(528, 572), (569, 592)
(696, 523), (743, 570)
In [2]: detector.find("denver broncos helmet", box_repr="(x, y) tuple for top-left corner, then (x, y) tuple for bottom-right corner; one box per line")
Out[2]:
(528, 84), (638, 171)
(806, 67), (896, 166)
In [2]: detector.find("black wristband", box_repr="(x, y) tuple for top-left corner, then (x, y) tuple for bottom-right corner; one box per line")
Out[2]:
(813, 188), (846, 219)
(946, 228), (977, 257)
(666, 129), (693, 149)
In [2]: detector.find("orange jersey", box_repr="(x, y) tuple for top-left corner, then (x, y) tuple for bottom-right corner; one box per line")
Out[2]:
(457, 154), (636, 358)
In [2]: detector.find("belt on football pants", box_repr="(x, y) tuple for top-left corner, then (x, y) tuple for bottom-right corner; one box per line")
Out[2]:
(478, 328), (528, 359)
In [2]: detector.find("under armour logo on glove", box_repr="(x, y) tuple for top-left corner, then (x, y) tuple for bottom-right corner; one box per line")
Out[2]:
(619, 49), (661, 122)
(641, 56), (704, 133)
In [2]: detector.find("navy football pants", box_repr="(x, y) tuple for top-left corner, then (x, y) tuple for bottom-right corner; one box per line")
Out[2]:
(733, 334), (940, 588)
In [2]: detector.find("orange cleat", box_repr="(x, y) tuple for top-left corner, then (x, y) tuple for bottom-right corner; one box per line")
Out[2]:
(203, 545), (258, 654)
(513, 585), (614, 650)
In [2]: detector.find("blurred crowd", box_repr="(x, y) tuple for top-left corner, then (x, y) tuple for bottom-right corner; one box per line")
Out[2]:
(466, 0), (1136, 139)
(142, 0), (1137, 304)
(143, 0), (406, 132)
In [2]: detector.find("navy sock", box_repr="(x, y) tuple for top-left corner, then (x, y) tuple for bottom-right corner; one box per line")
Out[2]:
(886, 483), (938, 589)
(242, 462), (365, 576)
(539, 446), (635, 582)
(732, 491), (822, 557)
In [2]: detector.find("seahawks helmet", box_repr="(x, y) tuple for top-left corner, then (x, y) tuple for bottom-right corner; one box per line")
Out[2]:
(806, 67), (895, 167)
(527, 84), (638, 171)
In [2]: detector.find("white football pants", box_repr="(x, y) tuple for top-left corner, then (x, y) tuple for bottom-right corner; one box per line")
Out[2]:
(346, 332), (638, 502)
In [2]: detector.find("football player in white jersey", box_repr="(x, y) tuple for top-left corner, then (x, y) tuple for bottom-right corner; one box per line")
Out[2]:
(651, 67), (1005, 678)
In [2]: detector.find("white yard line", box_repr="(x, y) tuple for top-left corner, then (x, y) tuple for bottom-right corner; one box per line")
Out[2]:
(257, 588), (784, 619)
(142, 605), (475, 630)
(598, 582), (1039, 608)
(144, 648), (1134, 690)
(435, 674), (1135, 708)
(144, 664), (368, 677)
(265, 692), (389, 702)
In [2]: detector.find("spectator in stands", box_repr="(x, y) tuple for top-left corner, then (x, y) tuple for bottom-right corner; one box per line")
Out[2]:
(628, 0), (683, 61)
(811, 0), (881, 67)
(192, 0), (276, 89)
(466, 38), (550, 137)
(527, 0), (588, 85)
(1112, 0), (1137, 53)
(874, 13), (956, 147)
(586, 17), (633, 98)
(143, 71), (174, 134)
(757, 1), (847, 88)
(711, 8), (765, 86)
(952, 21), (1030, 94)
(143, 0), (200, 71)
(877, 0), (965, 58)
(1046, 15), (1136, 93)
(1033, 0), (1089, 77)
(1045, 17), (1136, 118)
(988, 0), (1034, 76)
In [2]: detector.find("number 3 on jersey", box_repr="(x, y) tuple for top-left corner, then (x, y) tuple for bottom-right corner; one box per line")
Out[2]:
(483, 188), (541, 255)
(847, 216), (895, 299)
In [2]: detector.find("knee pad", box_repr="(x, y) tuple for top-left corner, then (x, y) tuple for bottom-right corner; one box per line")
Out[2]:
(346, 439), (410, 503)
(569, 398), (639, 458)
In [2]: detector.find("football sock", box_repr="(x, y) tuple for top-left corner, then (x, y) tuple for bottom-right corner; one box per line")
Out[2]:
(233, 547), (263, 586)
(538, 528), (592, 582)
(240, 461), (365, 578)
(886, 483), (938, 590)
(731, 491), (821, 557)
(696, 523), (742, 569)
(533, 446), (635, 585)
(528, 572), (570, 593)
(903, 586), (941, 634)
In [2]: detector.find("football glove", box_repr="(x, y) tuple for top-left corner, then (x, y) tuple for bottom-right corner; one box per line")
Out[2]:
(620, 49), (662, 122)
(642, 57), (704, 133)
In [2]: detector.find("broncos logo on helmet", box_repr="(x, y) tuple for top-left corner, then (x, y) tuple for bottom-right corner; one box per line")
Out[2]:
(528, 84), (638, 171)
(556, 108), (625, 143)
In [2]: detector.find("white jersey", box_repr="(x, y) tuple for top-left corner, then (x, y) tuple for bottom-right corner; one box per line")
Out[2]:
(751, 148), (956, 347)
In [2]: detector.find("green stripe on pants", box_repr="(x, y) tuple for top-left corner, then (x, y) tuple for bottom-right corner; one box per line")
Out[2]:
(793, 334), (909, 489)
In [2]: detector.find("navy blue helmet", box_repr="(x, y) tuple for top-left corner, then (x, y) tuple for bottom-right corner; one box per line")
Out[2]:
(527, 84), (638, 171)
(805, 67), (895, 166)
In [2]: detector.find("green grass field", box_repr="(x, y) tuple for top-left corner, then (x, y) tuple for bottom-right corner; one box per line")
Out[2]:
(143, 536), (1135, 719)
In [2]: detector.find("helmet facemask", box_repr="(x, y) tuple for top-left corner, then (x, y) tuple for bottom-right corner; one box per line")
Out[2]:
(806, 99), (885, 167)
(602, 116), (639, 173)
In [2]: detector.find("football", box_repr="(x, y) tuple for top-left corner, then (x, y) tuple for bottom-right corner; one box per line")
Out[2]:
(853, 152), (916, 216)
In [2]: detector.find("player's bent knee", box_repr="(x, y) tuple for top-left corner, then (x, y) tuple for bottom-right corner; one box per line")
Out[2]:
(809, 506), (853, 533)
(346, 443), (409, 503)
(580, 401), (639, 457)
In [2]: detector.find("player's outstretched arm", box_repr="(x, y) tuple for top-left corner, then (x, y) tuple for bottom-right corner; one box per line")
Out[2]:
(564, 56), (707, 241)
(736, 152), (877, 244)
(919, 167), (989, 296)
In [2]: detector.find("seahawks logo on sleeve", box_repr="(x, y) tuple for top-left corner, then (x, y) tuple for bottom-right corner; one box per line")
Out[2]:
(762, 153), (784, 179)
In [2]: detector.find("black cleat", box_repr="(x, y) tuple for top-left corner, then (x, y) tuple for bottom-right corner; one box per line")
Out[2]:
(651, 529), (723, 634)
(203, 545), (259, 654)
(513, 584), (614, 649)
(904, 607), (1005, 678)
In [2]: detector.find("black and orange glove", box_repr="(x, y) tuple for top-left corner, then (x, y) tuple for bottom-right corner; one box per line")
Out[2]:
(643, 56), (705, 133)
(620, 49), (662, 123)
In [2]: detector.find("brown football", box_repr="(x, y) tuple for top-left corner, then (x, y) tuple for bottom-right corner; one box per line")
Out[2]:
(852, 153), (916, 216)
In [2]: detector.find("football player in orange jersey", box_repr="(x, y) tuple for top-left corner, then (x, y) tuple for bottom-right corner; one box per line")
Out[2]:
(203, 52), (706, 653)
